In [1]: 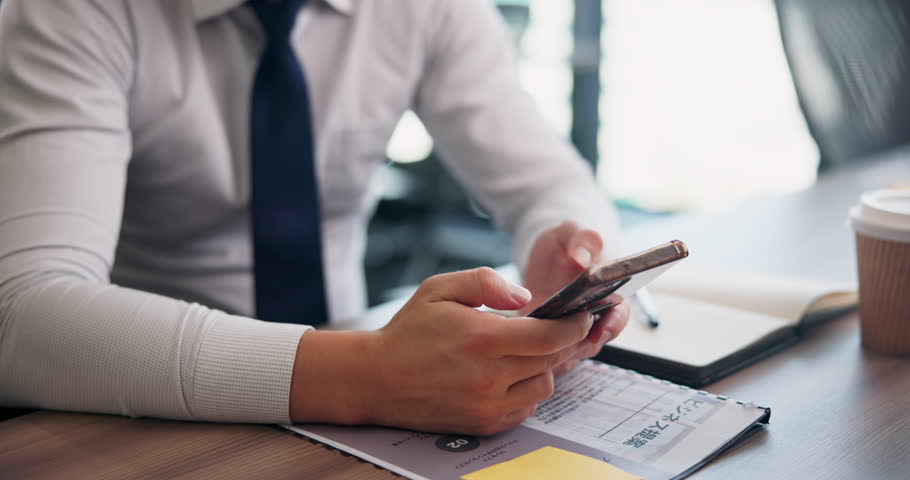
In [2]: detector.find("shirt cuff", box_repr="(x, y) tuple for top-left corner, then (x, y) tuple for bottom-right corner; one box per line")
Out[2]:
(186, 314), (311, 423)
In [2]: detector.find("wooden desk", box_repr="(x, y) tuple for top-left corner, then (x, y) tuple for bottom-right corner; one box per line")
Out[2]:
(2, 152), (909, 479)
(0, 411), (391, 479)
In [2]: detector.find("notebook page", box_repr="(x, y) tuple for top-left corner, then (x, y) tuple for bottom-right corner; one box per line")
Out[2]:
(650, 263), (856, 324)
(611, 292), (791, 367)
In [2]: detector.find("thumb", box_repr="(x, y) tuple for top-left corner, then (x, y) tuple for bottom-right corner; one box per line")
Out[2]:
(566, 228), (603, 269)
(418, 267), (532, 311)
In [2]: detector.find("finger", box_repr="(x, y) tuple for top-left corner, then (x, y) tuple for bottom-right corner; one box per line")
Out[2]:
(585, 316), (609, 344)
(485, 311), (594, 356)
(499, 404), (538, 431)
(600, 300), (631, 343)
(566, 228), (604, 269)
(473, 404), (538, 436)
(505, 370), (555, 408)
(585, 294), (628, 344)
(549, 220), (582, 247)
(553, 334), (604, 375)
(500, 341), (587, 380)
(553, 359), (581, 377)
(541, 221), (585, 267)
(418, 267), (532, 311)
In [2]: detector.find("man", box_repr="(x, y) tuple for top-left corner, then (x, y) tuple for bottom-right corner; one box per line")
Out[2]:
(0, 0), (628, 435)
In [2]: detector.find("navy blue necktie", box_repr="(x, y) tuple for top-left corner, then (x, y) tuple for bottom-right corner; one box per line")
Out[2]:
(250, 0), (327, 325)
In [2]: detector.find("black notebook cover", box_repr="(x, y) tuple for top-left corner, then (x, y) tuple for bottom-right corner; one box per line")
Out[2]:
(595, 305), (855, 388)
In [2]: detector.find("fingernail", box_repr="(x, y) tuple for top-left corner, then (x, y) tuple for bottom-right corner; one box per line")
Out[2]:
(508, 283), (532, 303)
(571, 247), (592, 267)
(598, 328), (613, 344)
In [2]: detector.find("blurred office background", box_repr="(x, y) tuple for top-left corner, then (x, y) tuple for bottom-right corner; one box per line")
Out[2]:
(365, 0), (910, 305)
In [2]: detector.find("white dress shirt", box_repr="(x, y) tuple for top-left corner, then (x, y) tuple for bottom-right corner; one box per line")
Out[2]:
(0, 0), (619, 423)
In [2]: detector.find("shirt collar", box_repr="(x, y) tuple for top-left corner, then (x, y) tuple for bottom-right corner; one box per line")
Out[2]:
(192, 0), (355, 22)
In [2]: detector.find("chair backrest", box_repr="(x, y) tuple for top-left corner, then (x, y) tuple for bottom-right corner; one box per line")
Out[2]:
(776, 0), (910, 170)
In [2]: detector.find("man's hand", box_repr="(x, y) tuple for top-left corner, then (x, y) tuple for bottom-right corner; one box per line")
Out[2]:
(289, 267), (602, 435)
(521, 221), (630, 375)
(522, 220), (603, 311)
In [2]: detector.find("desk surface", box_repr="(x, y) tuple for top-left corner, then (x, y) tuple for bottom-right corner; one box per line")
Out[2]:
(624, 147), (910, 282)
(2, 153), (909, 479)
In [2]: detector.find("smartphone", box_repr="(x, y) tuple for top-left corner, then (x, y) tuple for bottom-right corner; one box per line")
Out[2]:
(527, 240), (689, 318)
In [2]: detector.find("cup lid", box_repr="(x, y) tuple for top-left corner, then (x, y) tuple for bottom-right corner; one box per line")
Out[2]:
(848, 189), (910, 242)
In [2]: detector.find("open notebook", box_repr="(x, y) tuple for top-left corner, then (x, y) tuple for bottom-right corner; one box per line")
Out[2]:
(285, 361), (769, 480)
(597, 264), (857, 387)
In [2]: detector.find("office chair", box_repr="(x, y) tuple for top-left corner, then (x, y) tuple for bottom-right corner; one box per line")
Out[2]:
(775, 0), (910, 171)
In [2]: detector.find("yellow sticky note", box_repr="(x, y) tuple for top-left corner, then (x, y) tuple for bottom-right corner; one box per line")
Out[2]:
(460, 446), (641, 480)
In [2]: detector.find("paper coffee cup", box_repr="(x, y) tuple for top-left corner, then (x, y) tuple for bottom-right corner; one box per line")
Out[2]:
(848, 189), (910, 355)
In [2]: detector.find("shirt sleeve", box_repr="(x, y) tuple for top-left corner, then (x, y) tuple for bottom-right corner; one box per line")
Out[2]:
(0, 0), (309, 424)
(413, 0), (623, 271)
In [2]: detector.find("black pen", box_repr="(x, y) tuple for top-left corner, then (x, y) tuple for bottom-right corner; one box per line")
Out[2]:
(636, 288), (661, 328)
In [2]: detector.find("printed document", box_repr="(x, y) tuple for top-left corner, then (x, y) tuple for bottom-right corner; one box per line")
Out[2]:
(285, 361), (769, 480)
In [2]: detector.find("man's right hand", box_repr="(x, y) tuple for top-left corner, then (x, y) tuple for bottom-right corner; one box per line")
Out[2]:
(289, 267), (600, 435)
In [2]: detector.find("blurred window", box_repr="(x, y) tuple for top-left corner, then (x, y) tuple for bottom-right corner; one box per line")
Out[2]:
(597, 0), (819, 211)
(386, 0), (819, 212)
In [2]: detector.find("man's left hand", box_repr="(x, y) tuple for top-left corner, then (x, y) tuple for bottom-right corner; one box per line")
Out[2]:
(520, 221), (630, 375)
